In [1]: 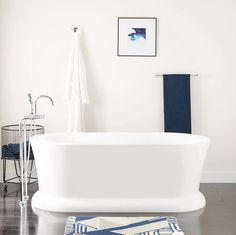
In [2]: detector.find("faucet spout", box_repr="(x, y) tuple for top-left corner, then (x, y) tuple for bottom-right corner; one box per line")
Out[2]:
(34, 95), (54, 115)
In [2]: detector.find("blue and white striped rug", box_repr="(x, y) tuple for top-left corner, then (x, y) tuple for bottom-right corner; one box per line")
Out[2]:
(64, 216), (184, 235)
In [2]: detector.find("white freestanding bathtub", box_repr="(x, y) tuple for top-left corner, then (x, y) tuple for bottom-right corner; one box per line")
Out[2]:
(31, 132), (210, 213)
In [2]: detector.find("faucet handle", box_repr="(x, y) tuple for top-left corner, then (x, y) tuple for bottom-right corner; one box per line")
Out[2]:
(28, 93), (33, 104)
(27, 93), (34, 114)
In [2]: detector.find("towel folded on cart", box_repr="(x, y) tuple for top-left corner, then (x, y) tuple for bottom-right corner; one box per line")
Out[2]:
(2, 142), (34, 160)
(64, 216), (184, 235)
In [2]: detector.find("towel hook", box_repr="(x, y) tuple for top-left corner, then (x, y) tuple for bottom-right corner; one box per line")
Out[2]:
(73, 27), (78, 32)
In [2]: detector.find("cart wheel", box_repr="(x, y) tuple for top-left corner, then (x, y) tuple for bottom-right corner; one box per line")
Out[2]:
(4, 184), (7, 192)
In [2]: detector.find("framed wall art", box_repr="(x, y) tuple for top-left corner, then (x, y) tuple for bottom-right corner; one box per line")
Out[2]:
(117, 17), (157, 57)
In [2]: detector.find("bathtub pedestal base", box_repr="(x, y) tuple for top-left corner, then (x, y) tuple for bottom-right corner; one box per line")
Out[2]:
(31, 191), (206, 213)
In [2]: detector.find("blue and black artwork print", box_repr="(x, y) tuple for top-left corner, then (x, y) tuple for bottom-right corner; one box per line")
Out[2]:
(128, 28), (146, 41)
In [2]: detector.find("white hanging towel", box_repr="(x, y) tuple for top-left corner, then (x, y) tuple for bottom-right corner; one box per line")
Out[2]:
(64, 29), (89, 132)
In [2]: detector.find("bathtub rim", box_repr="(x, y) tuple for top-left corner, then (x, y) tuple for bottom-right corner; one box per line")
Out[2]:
(30, 132), (210, 146)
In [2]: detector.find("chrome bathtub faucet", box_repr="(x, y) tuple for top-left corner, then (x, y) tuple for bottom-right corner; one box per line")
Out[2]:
(27, 93), (54, 118)
(34, 95), (54, 115)
(19, 93), (54, 206)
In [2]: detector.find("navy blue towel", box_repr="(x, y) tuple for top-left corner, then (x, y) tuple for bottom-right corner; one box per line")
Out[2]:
(2, 142), (34, 160)
(163, 74), (191, 133)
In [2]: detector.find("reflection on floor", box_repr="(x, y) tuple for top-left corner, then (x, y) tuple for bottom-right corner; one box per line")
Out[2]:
(0, 183), (236, 235)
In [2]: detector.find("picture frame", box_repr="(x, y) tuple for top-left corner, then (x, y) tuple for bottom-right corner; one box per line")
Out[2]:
(117, 17), (157, 57)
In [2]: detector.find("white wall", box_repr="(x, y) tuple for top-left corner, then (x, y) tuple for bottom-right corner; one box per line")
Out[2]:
(0, 0), (236, 182)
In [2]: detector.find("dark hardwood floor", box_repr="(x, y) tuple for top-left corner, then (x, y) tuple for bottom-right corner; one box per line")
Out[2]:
(0, 183), (236, 235)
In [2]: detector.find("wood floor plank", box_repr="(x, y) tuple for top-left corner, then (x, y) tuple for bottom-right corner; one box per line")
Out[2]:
(0, 183), (236, 235)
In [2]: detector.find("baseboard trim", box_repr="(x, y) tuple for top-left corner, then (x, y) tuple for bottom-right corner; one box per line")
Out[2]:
(0, 162), (37, 183)
(201, 171), (236, 183)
